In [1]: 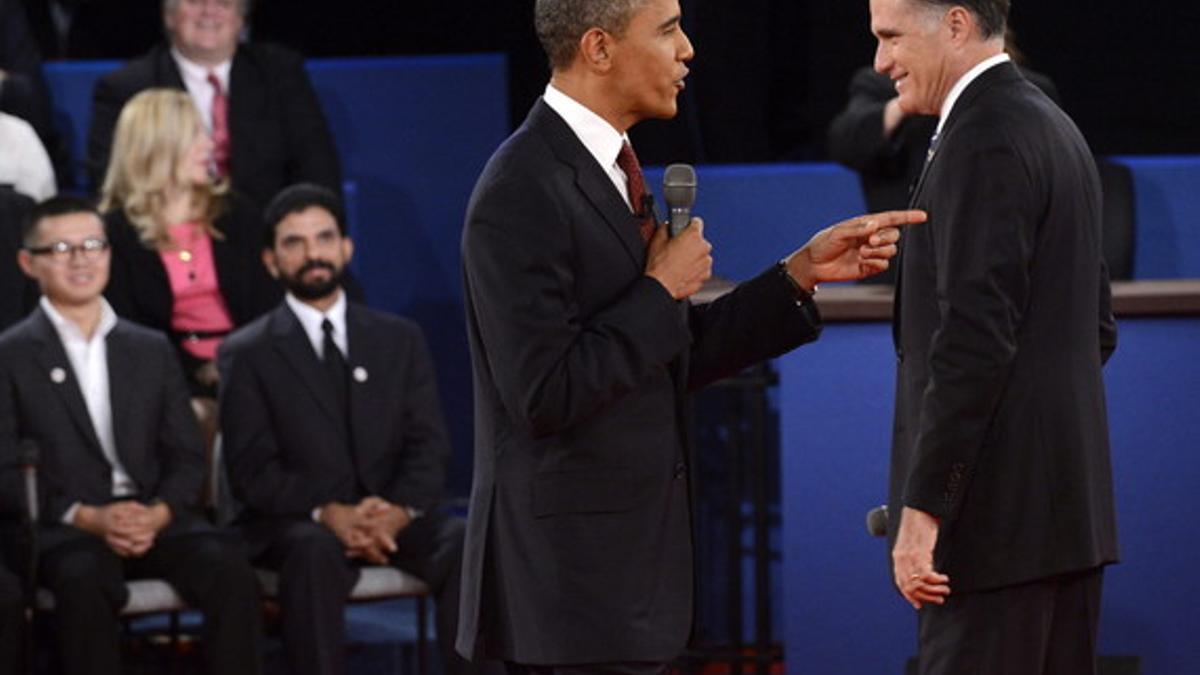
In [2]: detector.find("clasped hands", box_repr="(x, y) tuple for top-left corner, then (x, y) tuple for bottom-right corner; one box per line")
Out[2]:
(75, 500), (173, 558)
(320, 496), (412, 564)
(645, 209), (926, 300)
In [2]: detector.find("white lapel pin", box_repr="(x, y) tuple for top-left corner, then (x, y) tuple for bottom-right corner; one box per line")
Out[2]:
(50, 367), (67, 384)
(352, 366), (368, 383)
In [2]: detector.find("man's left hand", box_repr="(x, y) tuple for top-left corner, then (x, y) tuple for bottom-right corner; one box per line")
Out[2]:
(785, 209), (926, 289)
(892, 506), (951, 610)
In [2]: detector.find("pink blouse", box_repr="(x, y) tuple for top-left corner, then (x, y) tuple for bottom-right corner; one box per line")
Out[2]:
(160, 222), (235, 360)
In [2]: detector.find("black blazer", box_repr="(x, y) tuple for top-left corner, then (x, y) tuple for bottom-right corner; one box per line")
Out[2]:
(218, 301), (449, 540)
(457, 99), (822, 663)
(103, 200), (281, 389)
(888, 62), (1119, 593)
(0, 308), (209, 552)
(87, 42), (342, 210)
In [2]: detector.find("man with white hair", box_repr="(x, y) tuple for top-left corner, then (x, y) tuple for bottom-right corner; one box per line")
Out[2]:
(87, 0), (341, 213)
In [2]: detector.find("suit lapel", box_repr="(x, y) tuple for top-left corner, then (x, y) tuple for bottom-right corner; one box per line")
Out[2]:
(105, 324), (138, 473)
(270, 305), (345, 427)
(531, 100), (647, 271)
(28, 310), (105, 459)
(156, 45), (187, 90)
(344, 305), (382, 466)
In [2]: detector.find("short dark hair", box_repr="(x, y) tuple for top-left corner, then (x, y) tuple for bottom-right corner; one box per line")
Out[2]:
(534, 0), (648, 70)
(262, 183), (347, 248)
(914, 0), (1009, 39)
(23, 195), (101, 247)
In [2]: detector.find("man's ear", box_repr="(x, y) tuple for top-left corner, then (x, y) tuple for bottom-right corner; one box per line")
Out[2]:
(945, 6), (974, 44)
(16, 250), (35, 279)
(341, 237), (354, 266)
(261, 249), (280, 279)
(579, 27), (616, 72)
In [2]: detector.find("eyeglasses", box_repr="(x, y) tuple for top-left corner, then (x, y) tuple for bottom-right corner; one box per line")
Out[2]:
(25, 238), (111, 262)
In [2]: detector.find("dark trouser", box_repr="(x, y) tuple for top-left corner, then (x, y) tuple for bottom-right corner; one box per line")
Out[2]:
(917, 567), (1105, 675)
(256, 511), (478, 675)
(0, 563), (21, 675)
(504, 662), (668, 675)
(38, 530), (262, 675)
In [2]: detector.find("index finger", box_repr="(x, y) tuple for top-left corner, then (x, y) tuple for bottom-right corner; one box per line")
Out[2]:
(860, 210), (927, 231)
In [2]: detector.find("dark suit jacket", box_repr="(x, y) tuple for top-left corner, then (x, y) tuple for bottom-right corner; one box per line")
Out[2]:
(888, 62), (1119, 594)
(103, 200), (281, 390)
(218, 301), (449, 541)
(457, 99), (822, 663)
(87, 42), (342, 210)
(0, 188), (37, 332)
(0, 308), (209, 552)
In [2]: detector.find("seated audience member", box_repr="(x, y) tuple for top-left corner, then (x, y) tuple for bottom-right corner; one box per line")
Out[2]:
(87, 0), (342, 211)
(1, 0), (65, 185)
(0, 110), (56, 201)
(100, 88), (278, 441)
(0, 187), (38, 330)
(219, 184), (478, 675)
(0, 195), (261, 675)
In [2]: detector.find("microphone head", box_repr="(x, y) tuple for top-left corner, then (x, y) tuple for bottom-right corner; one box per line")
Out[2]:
(865, 504), (889, 538)
(662, 163), (697, 210)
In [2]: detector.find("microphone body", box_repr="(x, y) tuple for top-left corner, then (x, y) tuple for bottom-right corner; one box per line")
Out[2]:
(20, 439), (38, 525)
(662, 164), (697, 238)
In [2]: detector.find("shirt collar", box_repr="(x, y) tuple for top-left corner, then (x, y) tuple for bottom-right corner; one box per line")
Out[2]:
(285, 289), (347, 354)
(170, 46), (233, 90)
(542, 83), (631, 174)
(936, 52), (1011, 137)
(40, 296), (118, 344)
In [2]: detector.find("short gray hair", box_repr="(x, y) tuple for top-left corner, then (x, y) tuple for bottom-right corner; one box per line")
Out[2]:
(534, 0), (649, 70)
(911, 0), (1009, 39)
(162, 0), (249, 16)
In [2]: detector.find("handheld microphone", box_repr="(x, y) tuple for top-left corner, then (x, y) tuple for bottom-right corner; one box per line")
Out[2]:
(865, 504), (888, 538)
(20, 439), (38, 525)
(662, 164), (697, 238)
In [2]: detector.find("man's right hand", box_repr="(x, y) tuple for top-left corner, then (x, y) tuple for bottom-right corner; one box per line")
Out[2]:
(645, 218), (713, 300)
(74, 502), (159, 558)
(318, 502), (371, 552)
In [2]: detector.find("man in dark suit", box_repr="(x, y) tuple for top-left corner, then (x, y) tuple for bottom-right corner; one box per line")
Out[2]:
(456, 1), (925, 671)
(86, 0), (341, 211)
(871, 1), (1118, 673)
(219, 184), (478, 675)
(0, 195), (262, 675)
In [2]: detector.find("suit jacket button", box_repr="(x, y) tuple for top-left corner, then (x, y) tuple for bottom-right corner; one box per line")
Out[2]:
(896, 348), (905, 363)
(674, 462), (686, 479)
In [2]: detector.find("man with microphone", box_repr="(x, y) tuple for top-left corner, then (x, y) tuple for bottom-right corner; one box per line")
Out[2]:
(456, 1), (925, 672)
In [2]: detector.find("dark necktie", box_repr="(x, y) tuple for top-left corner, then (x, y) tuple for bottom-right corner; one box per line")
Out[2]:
(321, 318), (348, 413)
(207, 71), (230, 178)
(616, 141), (655, 243)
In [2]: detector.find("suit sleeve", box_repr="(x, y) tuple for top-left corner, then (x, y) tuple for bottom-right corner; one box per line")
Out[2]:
(87, 73), (128, 192)
(382, 327), (448, 510)
(902, 136), (1038, 521)
(463, 169), (690, 438)
(0, 361), (27, 520)
(274, 51), (342, 196)
(146, 336), (207, 517)
(827, 68), (904, 176)
(687, 267), (822, 390)
(218, 339), (318, 517)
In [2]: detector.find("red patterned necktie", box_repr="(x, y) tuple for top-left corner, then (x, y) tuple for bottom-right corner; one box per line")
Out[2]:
(616, 141), (655, 244)
(207, 71), (230, 178)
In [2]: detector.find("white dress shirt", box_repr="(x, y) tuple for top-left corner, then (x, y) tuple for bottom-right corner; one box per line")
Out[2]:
(171, 48), (233, 135)
(41, 297), (136, 523)
(542, 83), (638, 210)
(0, 112), (56, 201)
(286, 290), (348, 360)
(935, 53), (1012, 138)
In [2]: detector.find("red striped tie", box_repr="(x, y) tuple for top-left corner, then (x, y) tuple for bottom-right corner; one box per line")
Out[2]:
(616, 141), (654, 244)
(207, 72), (230, 178)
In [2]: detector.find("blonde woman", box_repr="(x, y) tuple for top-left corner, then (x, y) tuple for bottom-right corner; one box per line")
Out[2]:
(101, 89), (277, 434)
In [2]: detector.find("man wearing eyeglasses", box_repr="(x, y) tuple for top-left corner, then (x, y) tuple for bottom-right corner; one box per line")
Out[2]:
(0, 195), (261, 675)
